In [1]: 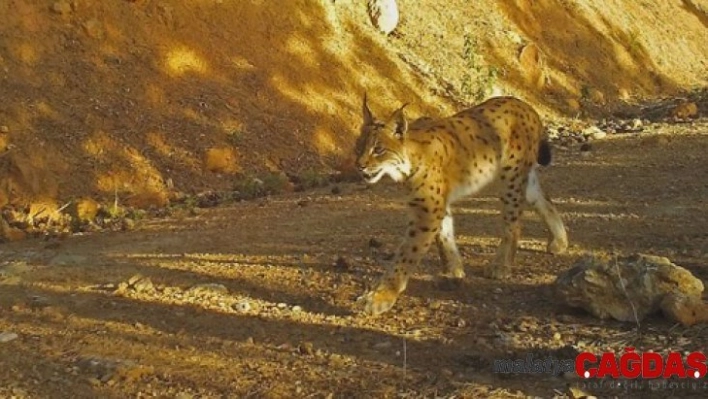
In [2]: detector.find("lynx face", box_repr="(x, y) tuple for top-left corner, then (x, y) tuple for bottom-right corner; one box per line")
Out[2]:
(355, 102), (412, 184)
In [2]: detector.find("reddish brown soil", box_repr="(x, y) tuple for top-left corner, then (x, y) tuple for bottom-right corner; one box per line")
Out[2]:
(1, 123), (707, 398)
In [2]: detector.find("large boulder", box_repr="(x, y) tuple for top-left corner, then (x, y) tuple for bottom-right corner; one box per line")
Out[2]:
(367, 0), (399, 35)
(554, 254), (708, 326)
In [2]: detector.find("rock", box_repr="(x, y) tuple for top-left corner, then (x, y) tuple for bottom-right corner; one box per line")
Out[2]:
(368, 237), (383, 248)
(670, 101), (698, 119)
(554, 254), (706, 325)
(76, 356), (153, 383)
(588, 88), (605, 105)
(660, 293), (708, 326)
(233, 301), (251, 313)
(334, 256), (349, 271)
(582, 125), (607, 140)
(0, 332), (19, 343)
(119, 274), (154, 293)
(579, 143), (592, 157)
(51, 1), (72, 15)
(518, 43), (545, 89)
(0, 125), (9, 133)
(83, 19), (105, 40)
(428, 300), (442, 310)
(68, 198), (101, 222)
(367, 0), (399, 35)
(0, 219), (26, 242)
(125, 191), (169, 209)
(565, 98), (581, 113)
(299, 342), (315, 356)
(204, 147), (239, 173)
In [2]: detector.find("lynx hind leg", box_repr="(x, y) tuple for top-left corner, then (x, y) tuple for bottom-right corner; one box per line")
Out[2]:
(435, 208), (465, 279)
(525, 167), (568, 255)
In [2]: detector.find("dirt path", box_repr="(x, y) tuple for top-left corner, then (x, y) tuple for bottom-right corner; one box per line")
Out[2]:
(1, 123), (707, 398)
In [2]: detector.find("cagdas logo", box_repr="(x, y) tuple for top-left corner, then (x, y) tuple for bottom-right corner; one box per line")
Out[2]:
(576, 347), (707, 379)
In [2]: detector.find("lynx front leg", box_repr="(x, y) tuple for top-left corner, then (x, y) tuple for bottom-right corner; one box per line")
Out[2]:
(485, 168), (527, 280)
(363, 196), (446, 315)
(435, 207), (465, 279)
(485, 195), (523, 280)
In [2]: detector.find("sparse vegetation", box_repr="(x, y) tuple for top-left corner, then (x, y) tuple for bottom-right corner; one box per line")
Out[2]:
(626, 28), (643, 56)
(460, 33), (499, 103)
(225, 128), (245, 146)
(296, 168), (330, 190)
(233, 172), (290, 200)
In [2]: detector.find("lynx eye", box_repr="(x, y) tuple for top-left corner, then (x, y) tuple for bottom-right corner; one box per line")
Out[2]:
(373, 145), (386, 156)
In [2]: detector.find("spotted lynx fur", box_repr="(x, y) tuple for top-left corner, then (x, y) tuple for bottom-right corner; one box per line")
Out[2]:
(355, 95), (568, 315)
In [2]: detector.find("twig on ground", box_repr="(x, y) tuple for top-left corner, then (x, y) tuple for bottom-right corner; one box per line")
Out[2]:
(614, 255), (641, 337)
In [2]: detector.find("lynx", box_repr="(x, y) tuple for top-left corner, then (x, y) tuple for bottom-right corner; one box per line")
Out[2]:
(355, 95), (568, 315)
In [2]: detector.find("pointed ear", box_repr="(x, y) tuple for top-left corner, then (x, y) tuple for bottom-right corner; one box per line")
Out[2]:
(362, 92), (374, 126)
(390, 103), (409, 139)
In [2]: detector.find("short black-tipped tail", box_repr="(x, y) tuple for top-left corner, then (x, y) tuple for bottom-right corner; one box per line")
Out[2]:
(537, 139), (552, 166)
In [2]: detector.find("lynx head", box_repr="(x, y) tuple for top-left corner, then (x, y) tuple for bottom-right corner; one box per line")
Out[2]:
(354, 94), (412, 184)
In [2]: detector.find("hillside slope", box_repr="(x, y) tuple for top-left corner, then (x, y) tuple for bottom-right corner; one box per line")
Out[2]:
(0, 0), (706, 212)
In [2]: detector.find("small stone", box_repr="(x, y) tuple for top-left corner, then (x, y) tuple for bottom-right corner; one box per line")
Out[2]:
(233, 301), (251, 313)
(373, 341), (392, 349)
(51, 1), (72, 15)
(292, 305), (302, 313)
(83, 19), (104, 39)
(671, 101), (698, 119)
(68, 198), (101, 222)
(429, 300), (443, 310)
(277, 302), (287, 309)
(132, 277), (154, 293)
(553, 332), (562, 341)
(121, 218), (136, 231)
(334, 256), (349, 271)
(86, 377), (102, 387)
(0, 331), (19, 343)
(582, 126), (607, 140)
(299, 342), (315, 356)
(0, 126), (9, 133)
(127, 274), (144, 286)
